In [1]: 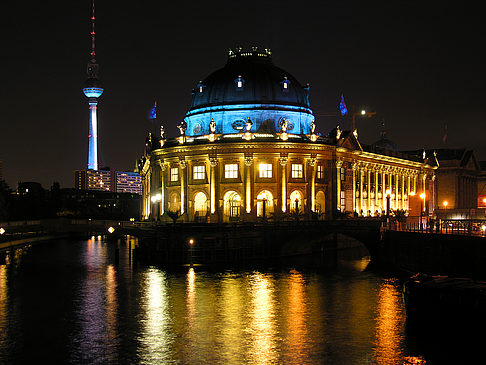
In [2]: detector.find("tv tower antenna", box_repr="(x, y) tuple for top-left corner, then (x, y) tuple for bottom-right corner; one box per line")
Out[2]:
(82, 0), (103, 171)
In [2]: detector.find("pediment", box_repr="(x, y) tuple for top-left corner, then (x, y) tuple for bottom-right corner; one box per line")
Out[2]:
(337, 131), (363, 152)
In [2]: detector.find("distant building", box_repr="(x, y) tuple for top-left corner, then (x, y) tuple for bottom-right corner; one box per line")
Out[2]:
(414, 149), (484, 219)
(75, 169), (113, 192)
(115, 171), (142, 194)
(60, 188), (140, 220)
(74, 169), (142, 195)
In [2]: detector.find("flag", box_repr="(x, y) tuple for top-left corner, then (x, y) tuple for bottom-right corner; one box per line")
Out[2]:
(442, 124), (447, 143)
(149, 101), (157, 120)
(339, 94), (348, 116)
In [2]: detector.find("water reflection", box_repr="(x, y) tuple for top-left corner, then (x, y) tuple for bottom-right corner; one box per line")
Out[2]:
(0, 237), (436, 364)
(139, 267), (172, 363)
(285, 270), (308, 363)
(70, 238), (120, 363)
(248, 272), (277, 364)
(0, 265), (7, 352)
(105, 264), (118, 353)
(219, 273), (246, 363)
(373, 279), (406, 364)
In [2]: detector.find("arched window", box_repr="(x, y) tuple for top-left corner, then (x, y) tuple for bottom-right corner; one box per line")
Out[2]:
(194, 192), (208, 220)
(315, 191), (325, 215)
(256, 190), (274, 218)
(289, 190), (303, 213)
(223, 191), (241, 221)
(169, 192), (181, 212)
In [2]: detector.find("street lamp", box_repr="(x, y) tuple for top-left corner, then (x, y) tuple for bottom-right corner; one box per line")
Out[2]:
(262, 197), (267, 221)
(385, 189), (391, 229)
(188, 238), (195, 266)
(419, 193), (426, 232)
(151, 193), (162, 222)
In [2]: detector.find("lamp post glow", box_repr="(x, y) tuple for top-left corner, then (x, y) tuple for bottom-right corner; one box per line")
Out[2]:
(420, 193), (426, 232)
(151, 193), (162, 222)
(188, 238), (195, 266)
(0, 228), (5, 235)
(385, 189), (391, 229)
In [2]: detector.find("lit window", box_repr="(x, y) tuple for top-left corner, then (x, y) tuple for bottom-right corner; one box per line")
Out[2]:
(317, 165), (324, 179)
(193, 165), (206, 180)
(282, 76), (290, 91)
(259, 163), (272, 178)
(235, 75), (245, 89)
(291, 164), (303, 178)
(171, 167), (179, 182)
(225, 164), (238, 179)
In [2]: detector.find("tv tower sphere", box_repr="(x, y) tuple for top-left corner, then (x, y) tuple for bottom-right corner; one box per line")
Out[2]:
(83, 77), (104, 98)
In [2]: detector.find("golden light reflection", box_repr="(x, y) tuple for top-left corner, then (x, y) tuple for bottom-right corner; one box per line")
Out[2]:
(286, 270), (308, 361)
(0, 265), (7, 347)
(105, 264), (118, 346)
(186, 267), (196, 325)
(219, 275), (246, 363)
(248, 272), (277, 364)
(373, 279), (406, 364)
(140, 268), (172, 363)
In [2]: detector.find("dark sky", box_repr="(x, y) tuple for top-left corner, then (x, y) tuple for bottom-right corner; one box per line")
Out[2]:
(0, 1), (483, 189)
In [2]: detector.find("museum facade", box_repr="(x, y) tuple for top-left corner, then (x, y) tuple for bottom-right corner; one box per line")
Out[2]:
(140, 48), (436, 222)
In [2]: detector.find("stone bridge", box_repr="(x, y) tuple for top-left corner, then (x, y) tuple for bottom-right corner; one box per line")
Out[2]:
(121, 219), (383, 266)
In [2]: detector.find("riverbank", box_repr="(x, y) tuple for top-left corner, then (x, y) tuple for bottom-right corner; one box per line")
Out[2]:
(0, 234), (68, 251)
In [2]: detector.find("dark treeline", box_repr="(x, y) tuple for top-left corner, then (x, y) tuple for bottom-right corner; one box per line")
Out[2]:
(0, 180), (140, 221)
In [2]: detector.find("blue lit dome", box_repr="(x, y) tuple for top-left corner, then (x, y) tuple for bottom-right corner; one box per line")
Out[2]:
(83, 78), (104, 98)
(184, 48), (314, 136)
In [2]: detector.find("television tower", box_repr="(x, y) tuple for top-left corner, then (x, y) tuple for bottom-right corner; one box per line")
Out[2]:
(82, 0), (103, 170)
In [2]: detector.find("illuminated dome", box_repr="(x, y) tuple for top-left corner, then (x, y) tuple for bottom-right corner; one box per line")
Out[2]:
(184, 48), (314, 136)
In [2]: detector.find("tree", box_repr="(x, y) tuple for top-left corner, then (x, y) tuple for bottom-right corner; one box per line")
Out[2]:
(166, 210), (181, 225)
(0, 180), (11, 221)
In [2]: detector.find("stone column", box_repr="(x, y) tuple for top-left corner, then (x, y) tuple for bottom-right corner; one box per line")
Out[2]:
(158, 160), (166, 216)
(245, 155), (254, 213)
(367, 168), (371, 215)
(352, 162), (357, 214)
(374, 169), (379, 215)
(336, 159), (343, 212)
(209, 156), (218, 214)
(179, 158), (187, 215)
(358, 167), (364, 215)
(279, 154), (288, 212)
(309, 156), (317, 212)
(382, 170), (386, 212)
(401, 174), (405, 211)
(395, 172), (399, 211)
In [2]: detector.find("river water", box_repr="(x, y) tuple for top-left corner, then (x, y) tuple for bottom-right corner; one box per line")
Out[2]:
(0, 236), (473, 364)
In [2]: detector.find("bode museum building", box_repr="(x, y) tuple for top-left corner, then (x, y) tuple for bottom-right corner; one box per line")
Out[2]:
(140, 48), (436, 222)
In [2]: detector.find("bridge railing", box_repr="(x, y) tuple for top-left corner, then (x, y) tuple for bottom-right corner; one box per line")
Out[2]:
(381, 216), (486, 237)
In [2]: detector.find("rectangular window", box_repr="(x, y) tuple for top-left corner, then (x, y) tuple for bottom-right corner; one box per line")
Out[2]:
(224, 163), (238, 179)
(259, 163), (272, 178)
(317, 165), (324, 179)
(171, 167), (179, 182)
(193, 165), (206, 180)
(291, 164), (303, 178)
(340, 191), (346, 212)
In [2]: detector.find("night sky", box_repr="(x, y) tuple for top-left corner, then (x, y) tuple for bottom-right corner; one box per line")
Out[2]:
(1, 1), (483, 189)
